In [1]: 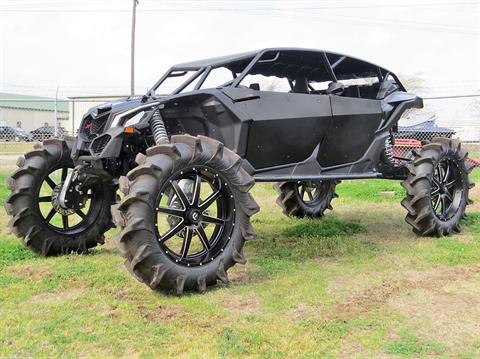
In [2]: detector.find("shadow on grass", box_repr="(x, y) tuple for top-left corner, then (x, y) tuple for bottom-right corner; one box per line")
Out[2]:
(283, 218), (366, 238)
(249, 218), (375, 277)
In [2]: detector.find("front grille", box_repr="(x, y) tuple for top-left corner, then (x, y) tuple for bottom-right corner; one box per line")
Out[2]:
(90, 134), (111, 155)
(81, 111), (111, 138)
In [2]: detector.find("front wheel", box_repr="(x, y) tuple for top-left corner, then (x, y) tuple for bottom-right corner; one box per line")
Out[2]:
(4, 139), (115, 255)
(401, 138), (475, 236)
(113, 135), (259, 295)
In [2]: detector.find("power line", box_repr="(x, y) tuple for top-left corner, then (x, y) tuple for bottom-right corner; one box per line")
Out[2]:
(1, 1), (480, 12)
(2, 94), (479, 102)
(423, 94), (480, 100)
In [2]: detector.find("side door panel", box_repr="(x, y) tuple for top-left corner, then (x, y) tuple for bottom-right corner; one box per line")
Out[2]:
(318, 96), (383, 168)
(233, 91), (332, 169)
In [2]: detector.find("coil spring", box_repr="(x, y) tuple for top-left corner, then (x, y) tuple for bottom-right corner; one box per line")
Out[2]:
(150, 109), (169, 145)
(384, 136), (394, 163)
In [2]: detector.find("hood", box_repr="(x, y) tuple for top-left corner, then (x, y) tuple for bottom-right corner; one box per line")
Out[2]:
(83, 95), (169, 129)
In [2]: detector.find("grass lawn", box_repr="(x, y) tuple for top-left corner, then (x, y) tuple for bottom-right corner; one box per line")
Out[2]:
(0, 155), (479, 357)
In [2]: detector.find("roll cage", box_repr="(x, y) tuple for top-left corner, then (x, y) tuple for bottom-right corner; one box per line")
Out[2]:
(147, 48), (406, 97)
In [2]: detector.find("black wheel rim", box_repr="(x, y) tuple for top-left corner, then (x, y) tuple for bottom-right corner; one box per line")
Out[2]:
(296, 181), (322, 205)
(155, 166), (235, 267)
(36, 164), (94, 233)
(431, 159), (463, 221)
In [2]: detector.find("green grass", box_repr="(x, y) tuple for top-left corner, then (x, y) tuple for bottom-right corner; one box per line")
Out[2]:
(0, 160), (479, 357)
(337, 179), (405, 202)
(385, 330), (448, 357)
(0, 241), (36, 269)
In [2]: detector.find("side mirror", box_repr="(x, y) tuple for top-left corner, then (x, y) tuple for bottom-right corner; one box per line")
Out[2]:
(249, 83), (260, 91)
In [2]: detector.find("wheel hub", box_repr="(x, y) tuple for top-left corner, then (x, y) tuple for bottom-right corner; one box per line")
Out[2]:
(187, 208), (202, 225)
(51, 183), (76, 216)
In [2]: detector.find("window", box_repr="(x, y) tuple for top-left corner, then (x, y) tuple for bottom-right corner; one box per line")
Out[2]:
(238, 50), (332, 94)
(239, 74), (291, 92)
(309, 80), (334, 92)
(326, 55), (383, 99)
(154, 70), (198, 95)
(200, 67), (235, 89)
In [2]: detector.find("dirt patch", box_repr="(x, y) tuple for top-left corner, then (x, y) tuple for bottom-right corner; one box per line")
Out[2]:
(227, 262), (260, 285)
(9, 264), (52, 281)
(387, 269), (480, 350)
(110, 287), (138, 301)
(332, 266), (480, 317)
(286, 302), (329, 322)
(219, 293), (261, 315)
(29, 288), (84, 304)
(336, 338), (388, 359)
(468, 184), (480, 211)
(332, 266), (480, 356)
(138, 304), (186, 322)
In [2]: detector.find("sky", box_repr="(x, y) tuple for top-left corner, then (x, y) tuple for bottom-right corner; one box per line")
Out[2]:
(0, 0), (479, 124)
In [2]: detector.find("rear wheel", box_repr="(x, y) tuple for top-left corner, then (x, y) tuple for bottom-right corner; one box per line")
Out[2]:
(274, 180), (339, 218)
(113, 135), (259, 295)
(401, 138), (474, 236)
(4, 139), (115, 255)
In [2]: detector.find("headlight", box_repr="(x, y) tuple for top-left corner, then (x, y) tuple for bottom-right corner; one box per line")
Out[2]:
(110, 102), (161, 127)
(124, 111), (145, 127)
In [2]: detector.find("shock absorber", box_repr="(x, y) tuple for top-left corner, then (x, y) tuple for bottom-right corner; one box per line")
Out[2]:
(384, 134), (395, 164)
(150, 109), (170, 145)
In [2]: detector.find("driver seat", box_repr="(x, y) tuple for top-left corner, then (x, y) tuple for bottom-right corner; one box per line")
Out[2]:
(293, 77), (309, 94)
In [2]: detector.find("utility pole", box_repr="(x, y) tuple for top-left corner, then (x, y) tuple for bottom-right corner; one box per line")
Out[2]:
(130, 0), (139, 97)
(54, 85), (59, 137)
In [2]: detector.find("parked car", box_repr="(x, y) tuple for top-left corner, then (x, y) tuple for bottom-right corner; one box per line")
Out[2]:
(0, 126), (32, 141)
(30, 125), (65, 141)
(5, 48), (475, 295)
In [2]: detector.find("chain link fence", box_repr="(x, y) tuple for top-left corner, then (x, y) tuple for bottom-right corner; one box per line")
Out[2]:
(0, 96), (479, 169)
(392, 97), (480, 167)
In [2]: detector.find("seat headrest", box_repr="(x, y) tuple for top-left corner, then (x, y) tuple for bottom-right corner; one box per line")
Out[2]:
(293, 77), (309, 94)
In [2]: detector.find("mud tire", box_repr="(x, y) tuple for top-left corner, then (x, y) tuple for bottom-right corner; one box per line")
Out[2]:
(401, 137), (474, 236)
(4, 139), (115, 255)
(113, 135), (259, 295)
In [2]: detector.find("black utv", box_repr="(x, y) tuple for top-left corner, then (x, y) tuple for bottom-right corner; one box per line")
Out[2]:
(5, 48), (475, 295)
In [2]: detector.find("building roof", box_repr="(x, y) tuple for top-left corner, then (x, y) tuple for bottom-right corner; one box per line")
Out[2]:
(68, 94), (130, 100)
(0, 92), (69, 112)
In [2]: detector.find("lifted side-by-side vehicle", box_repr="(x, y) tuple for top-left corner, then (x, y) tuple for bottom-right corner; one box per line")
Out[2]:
(5, 48), (475, 294)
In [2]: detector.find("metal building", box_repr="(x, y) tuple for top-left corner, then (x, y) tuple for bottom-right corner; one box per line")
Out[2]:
(0, 92), (69, 132)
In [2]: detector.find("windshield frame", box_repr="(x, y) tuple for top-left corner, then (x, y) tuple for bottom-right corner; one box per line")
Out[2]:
(148, 51), (262, 97)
